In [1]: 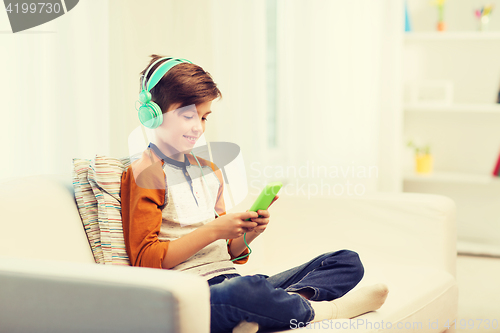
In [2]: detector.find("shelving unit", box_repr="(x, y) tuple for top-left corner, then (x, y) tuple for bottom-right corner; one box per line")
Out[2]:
(404, 171), (500, 184)
(405, 103), (500, 113)
(402, 4), (500, 256)
(405, 31), (500, 41)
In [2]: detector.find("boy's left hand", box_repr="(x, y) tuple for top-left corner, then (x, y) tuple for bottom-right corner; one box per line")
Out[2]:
(249, 195), (279, 235)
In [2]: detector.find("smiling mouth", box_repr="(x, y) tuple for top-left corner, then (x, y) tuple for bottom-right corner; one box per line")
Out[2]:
(183, 135), (198, 143)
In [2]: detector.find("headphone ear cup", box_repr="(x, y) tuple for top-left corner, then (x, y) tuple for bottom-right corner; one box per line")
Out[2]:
(149, 101), (163, 128)
(138, 102), (163, 129)
(139, 90), (152, 104)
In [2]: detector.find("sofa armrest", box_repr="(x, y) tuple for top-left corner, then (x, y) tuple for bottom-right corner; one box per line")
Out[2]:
(235, 192), (457, 278)
(0, 256), (210, 333)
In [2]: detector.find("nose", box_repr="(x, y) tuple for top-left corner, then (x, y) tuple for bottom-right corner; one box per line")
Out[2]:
(192, 117), (203, 134)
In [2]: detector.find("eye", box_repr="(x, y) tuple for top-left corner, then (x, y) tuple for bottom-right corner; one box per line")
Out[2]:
(184, 116), (193, 120)
(202, 117), (209, 122)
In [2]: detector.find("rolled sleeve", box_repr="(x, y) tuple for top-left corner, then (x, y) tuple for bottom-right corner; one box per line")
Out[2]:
(226, 238), (250, 264)
(120, 159), (169, 269)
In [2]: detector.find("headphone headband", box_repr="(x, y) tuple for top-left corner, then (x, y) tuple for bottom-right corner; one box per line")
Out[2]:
(142, 57), (193, 92)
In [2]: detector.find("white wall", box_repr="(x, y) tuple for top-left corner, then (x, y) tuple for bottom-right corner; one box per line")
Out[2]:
(378, 1), (404, 192)
(0, 0), (109, 181)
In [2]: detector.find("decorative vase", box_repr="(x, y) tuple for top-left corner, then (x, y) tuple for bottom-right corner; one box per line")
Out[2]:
(479, 15), (490, 31)
(415, 154), (433, 174)
(437, 21), (446, 31)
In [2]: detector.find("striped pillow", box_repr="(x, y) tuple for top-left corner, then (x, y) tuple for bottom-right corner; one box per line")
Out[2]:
(73, 156), (131, 265)
(72, 158), (104, 264)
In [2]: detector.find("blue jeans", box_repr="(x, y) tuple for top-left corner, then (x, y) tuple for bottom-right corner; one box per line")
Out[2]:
(208, 249), (364, 333)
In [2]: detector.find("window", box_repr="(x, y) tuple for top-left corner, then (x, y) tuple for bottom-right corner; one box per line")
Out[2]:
(266, 0), (278, 148)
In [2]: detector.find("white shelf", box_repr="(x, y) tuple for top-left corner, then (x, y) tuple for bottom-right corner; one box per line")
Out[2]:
(405, 31), (500, 41)
(457, 240), (500, 257)
(404, 171), (500, 184)
(405, 103), (500, 113)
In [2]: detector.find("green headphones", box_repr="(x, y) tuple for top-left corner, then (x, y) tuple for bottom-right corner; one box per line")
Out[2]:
(137, 57), (193, 129)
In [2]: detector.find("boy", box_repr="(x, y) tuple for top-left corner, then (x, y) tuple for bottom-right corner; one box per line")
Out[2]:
(120, 55), (388, 333)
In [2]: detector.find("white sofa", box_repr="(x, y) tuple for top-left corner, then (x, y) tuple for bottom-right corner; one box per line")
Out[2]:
(0, 174), (458, 333)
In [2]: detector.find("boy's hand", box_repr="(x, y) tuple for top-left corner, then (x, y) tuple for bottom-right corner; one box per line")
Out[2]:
(248, 195), (279, 235)
(204, 212), (258, 240)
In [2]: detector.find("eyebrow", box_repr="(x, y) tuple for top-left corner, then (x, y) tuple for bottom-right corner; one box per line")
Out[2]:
(176, 107), (212, 117)
(176, 107), (197, 115)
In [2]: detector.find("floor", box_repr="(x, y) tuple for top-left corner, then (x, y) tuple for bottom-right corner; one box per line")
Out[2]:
(456, 254), (500, 333)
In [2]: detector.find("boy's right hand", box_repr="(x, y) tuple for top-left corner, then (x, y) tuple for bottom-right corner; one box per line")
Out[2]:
(204, 212), (259, 240)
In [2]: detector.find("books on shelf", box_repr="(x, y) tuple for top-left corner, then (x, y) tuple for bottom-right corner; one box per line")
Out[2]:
(492, 150), (500, 177)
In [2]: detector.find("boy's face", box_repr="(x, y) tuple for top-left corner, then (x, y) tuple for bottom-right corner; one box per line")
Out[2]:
(154, 100), (212, 157)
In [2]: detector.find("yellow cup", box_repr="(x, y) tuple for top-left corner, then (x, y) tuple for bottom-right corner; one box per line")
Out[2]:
(415, 154), (433, 174)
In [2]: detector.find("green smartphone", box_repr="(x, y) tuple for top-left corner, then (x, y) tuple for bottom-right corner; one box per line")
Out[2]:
(245, 181), (283, 220)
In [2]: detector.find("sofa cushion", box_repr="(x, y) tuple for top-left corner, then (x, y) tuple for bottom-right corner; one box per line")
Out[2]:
(88, 156), (131, 265)
(73, 156), (131, 265)
(72, 158), (104, 264)
(1, 174), (96, 264)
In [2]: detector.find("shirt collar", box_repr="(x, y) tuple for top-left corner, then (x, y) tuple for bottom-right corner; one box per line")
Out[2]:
(148, 143), (190, 168)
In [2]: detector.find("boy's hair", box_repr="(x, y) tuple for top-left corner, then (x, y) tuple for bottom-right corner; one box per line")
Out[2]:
(139, 54), (222, 113)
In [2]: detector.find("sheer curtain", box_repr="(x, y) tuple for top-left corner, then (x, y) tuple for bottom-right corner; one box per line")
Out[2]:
(208, 0), (402, 194)
(207, 0), (269, 162)
(0, 1), (109, 182)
